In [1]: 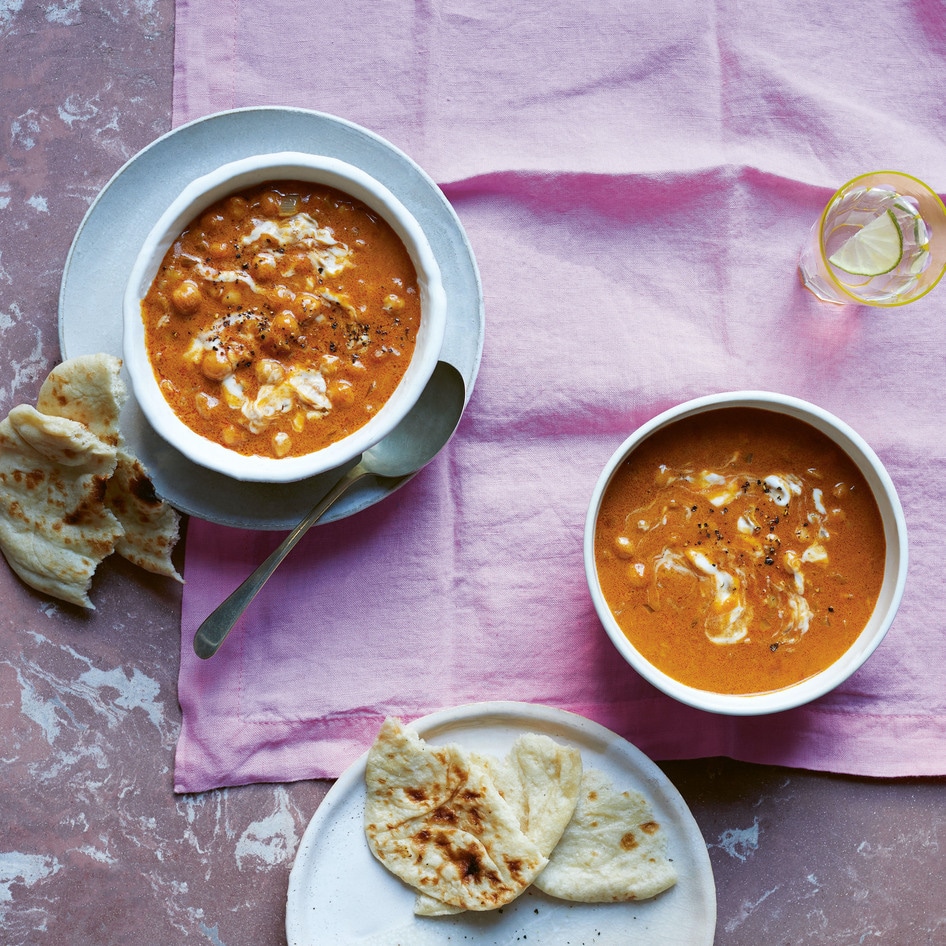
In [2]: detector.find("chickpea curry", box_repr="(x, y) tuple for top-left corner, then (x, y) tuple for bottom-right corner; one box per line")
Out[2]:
(594, 408), (886, 695)
(140, 180), (421, 459)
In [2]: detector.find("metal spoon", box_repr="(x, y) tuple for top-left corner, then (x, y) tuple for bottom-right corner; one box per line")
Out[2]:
(193, 361), (466, 659)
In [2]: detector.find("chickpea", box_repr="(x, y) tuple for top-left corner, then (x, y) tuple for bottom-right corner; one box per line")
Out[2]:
(201, 211), (227, 233)
(297, 293), (323, 319)
(208, 240), (232, 260)
(626, 561), (649, 587)
(256, 358), (286, 385)
(319, 353), (341, 376)
(171, 280), (202, 315)
(272, 431), (292, 458)
(200, 347), (232, 381)
(654, 466), (675, 488)
(328, 378), (355, 408)
(258, 190), (282, 217)
(269, 310), (299, 349)
(225, 195), (248, 220)
(291, 253), (313, 276)
(161, 265), (185, 287)
(227, 340), (250, 368)
(221, 425), (244, 447)
(614, 535), (635, 559)
(194, 391), (219, 419)
(273, 309), (299, 332)
(222, 287), (243, 308)
(250, 252), (277, 281)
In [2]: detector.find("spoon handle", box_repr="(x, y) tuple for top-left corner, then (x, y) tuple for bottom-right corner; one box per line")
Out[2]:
(193, 464), (367, 659)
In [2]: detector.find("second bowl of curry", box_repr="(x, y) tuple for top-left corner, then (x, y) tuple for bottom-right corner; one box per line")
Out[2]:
(122, 151), (447, 483)
(584, 392), (908, 715)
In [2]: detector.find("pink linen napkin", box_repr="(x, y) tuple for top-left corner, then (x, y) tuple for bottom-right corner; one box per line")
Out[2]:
(173, 0), (946, 792)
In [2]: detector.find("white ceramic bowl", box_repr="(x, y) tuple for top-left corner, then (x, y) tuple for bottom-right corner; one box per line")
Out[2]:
(122, 152), (447, 483)
(584, 391), (908, 715)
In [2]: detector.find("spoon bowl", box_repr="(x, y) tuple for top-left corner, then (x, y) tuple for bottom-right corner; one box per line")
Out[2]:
(193, 361), (467, 659)
(360, 363), (466, 478)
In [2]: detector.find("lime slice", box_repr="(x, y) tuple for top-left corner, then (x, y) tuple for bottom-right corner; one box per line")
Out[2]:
(828, 209), (903, 276)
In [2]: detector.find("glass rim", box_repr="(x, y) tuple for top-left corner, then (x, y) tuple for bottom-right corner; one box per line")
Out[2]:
(817, 170), (946, 307)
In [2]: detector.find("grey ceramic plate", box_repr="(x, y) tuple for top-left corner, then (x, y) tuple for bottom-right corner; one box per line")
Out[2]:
(58, 106), (484, 530)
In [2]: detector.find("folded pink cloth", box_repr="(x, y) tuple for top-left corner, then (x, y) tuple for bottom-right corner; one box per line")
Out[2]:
(173, 0), (946, 791)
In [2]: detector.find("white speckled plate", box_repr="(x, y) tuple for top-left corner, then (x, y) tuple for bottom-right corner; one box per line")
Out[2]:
(58, 106), (484, 530)
(286, 702), (716, 946)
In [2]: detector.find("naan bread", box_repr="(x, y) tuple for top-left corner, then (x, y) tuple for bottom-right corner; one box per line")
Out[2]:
(490, 734), (584, 852)
(35, 354), (182, 583)
(532, 768), (678, 902)
(365, 718), (548, 911)
(415, 733), (583, 916)
(36, 352), (125, 446)
(0, 405), (122, 609)
(105, 450), (182, 580)
(0, 354), (182, 606)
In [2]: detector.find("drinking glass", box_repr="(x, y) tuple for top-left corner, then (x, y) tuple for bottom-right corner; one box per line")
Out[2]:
(798, 170), (946, 306)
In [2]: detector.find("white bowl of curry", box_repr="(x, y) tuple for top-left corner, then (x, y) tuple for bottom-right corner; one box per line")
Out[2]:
(585, 392), (908, 715)
(123, 152), (447, 483)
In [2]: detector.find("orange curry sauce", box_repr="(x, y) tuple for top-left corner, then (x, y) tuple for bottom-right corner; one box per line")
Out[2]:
(140, 180), (420, 459)
(594, 408), (886, 695)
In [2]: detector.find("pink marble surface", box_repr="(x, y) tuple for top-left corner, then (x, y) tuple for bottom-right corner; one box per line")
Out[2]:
(1, 2), (945, 944)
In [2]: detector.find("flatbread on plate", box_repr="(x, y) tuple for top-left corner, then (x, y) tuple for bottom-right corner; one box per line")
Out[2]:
(414, 732), (582, 916)
(365, 718), (548, 911)
(532, 767), (678, 902)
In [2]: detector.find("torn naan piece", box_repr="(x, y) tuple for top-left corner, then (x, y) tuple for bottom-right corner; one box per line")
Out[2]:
(365, 718), (548, 912)
(105, 450), (182, 580)
(415, 733), (583, 916)
(36, 352), (126, 446)
(491, 734), (584, 852)
(0, 405), (122, 609)
(532, 768), (678, 902)
(35, 354), (182, 582)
